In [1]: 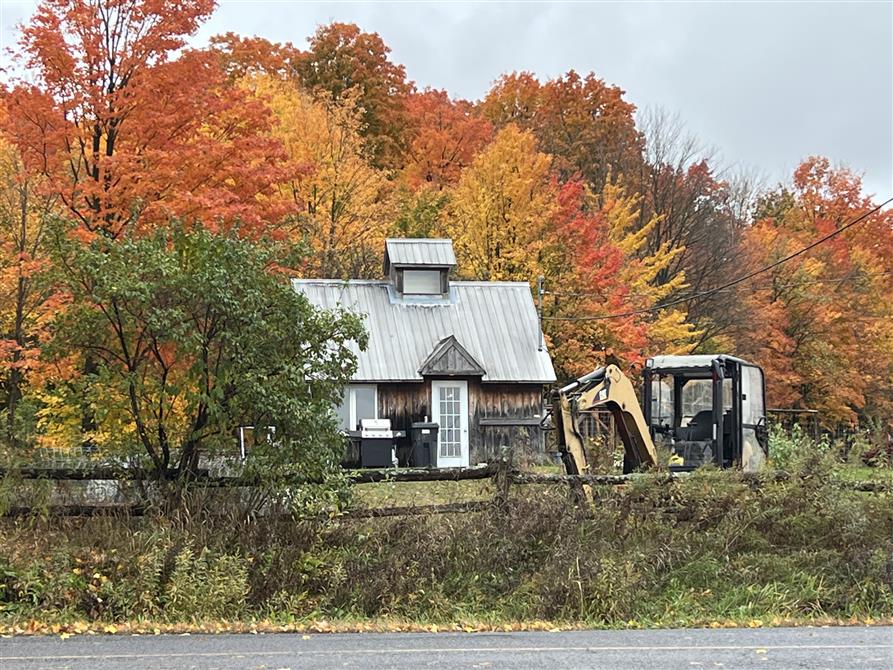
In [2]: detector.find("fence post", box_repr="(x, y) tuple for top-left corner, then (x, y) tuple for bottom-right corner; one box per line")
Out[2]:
(494, 445), (514, 508)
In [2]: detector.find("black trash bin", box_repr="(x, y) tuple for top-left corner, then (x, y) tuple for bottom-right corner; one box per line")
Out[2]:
(410, 421), (439, 468)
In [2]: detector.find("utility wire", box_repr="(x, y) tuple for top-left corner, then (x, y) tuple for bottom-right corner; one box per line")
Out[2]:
(544, 270), (893, 300)
(543, 197), (893, 322)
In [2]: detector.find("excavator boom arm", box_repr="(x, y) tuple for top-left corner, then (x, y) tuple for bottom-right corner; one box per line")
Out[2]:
(553, 365), (658, 475)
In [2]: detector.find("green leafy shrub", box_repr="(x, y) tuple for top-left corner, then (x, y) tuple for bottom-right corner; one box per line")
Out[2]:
(768, 424), (832, 471)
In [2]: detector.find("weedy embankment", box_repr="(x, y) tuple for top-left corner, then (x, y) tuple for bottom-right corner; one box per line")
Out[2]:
(1, 451), (891, 632)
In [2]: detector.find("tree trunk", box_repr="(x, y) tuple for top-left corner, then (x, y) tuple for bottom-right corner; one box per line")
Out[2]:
(80, 355), (99, 454)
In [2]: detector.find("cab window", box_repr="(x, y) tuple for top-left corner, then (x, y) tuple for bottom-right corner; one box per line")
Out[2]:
(681, 379), (712, 425)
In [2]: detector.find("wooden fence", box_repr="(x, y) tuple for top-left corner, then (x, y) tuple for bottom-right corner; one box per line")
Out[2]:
(1, 453), (889, 517)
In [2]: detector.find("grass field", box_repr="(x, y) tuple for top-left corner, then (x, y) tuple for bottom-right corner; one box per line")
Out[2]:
(351, 478), (495, 508)
(349, 459), (890, 509)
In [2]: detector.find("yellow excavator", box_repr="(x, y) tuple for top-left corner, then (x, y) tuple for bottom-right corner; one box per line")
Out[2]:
(551, 355), (769, 477)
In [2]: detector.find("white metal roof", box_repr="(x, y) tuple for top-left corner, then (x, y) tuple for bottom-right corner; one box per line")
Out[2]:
(293, 279), (556, 384)
(646, 354), (753, 370)
(384, 238), (457, 269)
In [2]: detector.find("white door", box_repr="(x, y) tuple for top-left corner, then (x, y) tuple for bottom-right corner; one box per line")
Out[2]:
(431, 380), (469, 468)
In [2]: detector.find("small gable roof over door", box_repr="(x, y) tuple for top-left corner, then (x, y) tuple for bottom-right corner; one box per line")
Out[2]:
(419, 336), (486, 377)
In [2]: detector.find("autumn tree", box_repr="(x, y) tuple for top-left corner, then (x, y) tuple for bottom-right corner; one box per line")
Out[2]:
(1, 0), (304, 453)
(443, 124), (616, 376)
(600, 179), (699, 355)
(0, 132), (57, 446)
(210, 32), (303, 81)
(444, 125), (559, 282)
(541, 180), (643, 378)
(402, 89), (492, 189)
(543, 178), (698, 378)
(481, 70), (644, 193)
(393, 89), (491, 241)
(3, 0), (293, 239)
(253, 76), (395, 279)
(634, 108), (753, 351)
(735, 158), (893, 426)
(294, 22), (413, 170)
(42, 222), (365, 490)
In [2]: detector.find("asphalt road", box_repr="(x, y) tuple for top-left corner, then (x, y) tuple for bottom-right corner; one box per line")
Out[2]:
(1, 625), (891, 670)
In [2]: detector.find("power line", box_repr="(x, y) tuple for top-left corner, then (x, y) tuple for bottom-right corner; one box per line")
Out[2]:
(544, 270), (893, 300)
(543, 197), (893, 322)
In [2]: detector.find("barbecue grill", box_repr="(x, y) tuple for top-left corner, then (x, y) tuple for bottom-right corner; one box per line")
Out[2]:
(360, 418), (399, 468)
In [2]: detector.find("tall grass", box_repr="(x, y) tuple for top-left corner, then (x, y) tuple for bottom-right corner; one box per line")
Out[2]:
(1, 454), (891, 628)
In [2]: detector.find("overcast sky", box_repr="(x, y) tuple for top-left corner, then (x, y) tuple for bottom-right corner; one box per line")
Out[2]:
(2, 1), (891, 200)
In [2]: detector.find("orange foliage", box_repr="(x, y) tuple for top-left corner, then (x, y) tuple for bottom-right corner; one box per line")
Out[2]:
(738, 158), (893, 424)
(482, 70), (643, 189)
(544, 180), (648, 377)
(0, 126), (66, 441)
(402, 89), (493, 189)
(210, 32), (303, 81)
(0, 2), (889, 439)
(294, 22), (414, 169)
(3, 0), (294, 239)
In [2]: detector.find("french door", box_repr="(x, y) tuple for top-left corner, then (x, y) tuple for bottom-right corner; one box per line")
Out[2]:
(431, 380), (469, 468)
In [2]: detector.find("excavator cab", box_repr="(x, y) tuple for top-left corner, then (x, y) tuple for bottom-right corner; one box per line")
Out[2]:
(643, 355), (768, 472)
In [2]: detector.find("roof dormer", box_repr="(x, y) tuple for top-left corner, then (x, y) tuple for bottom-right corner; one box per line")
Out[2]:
(384, 238), (456, 298)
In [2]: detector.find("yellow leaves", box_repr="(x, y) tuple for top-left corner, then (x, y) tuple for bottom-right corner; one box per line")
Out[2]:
(33, 381), (137, 454)
(446, 125), (559, 282)
(593, 177), (700, 356)
(250, 75), (394, 279)
(647, 309), (703, 355)
(0, 613), (886, 638)
(602, 178), (646, 252)
(309, 619), (332, 633)
(33, 385), (84, 452)
(629, 242), (686, 298)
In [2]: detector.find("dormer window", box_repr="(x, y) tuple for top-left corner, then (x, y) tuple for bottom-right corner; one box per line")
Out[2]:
(402, 269), (443, 295)
(384, 238), (456, 299)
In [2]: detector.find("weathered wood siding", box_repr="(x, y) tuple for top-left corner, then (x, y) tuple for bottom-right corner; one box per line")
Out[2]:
(377, 380), (546, 464)
(471, 383), (545, 464)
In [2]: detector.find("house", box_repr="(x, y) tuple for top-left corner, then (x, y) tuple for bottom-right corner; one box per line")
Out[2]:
(293, 238), (557, 467)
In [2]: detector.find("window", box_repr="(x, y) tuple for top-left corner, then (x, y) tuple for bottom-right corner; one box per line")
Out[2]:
(402, 269), (442, 294)
(681, 379), (713, 422)
(650, 376), (674, 427)
(438, 385), (462, 458)
(741, 365), (765, 425)
(741, 365), (767, 471)
(337, 385), (378, 431)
